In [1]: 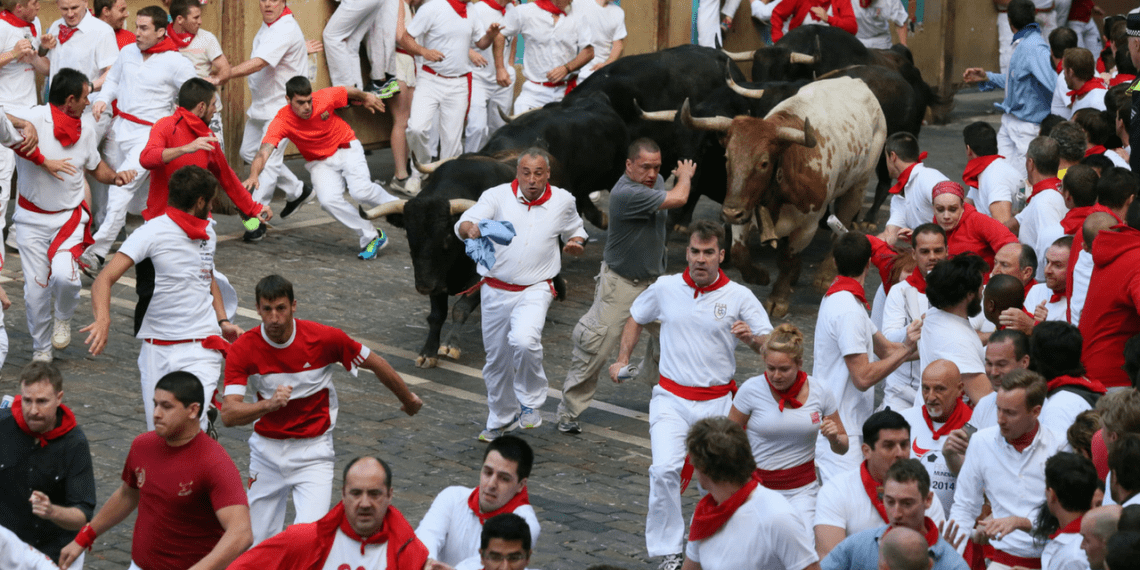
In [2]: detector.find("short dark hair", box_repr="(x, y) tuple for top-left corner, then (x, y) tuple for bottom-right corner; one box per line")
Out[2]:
(155, 371), (204, 419)
(990, 328), (1030, 360)
(1046, 452), (1099, 512)
(1048, 26), (1079, 60)
(1039, 114), (1066, 137)
(885, 458), (930, 498)
(925, 254), (986, 310)
(342, 456), (392, 490)
(863, 409), (910, 449)
(911, 223), (946, 248)
(689, 219), (724, 250)
(1063, 47), (1097, 80)
(1000, 368), (1048, 410)
(1129, 197), (1140, 231)
(94, 0), (117, 18)
(1029, 321), (1086, 381)
(1051, 122), (1088, 164)
(963, 122), (999, 157)
(137, 5), (169, 29)
(168, 165), (218, 212)
(1017, 243), (1039, 276)
(1080, 153), (1115, 173)
(48, 68), (89, 107)
(1122, 505), (1140, 532)
(485, 435), (534, 480)
(20, 362), (63, 393)
(1110, 434), (1140, 493)
(178, 77), (216, 111)
(1099, 167), (1138, 209)
(255, 274), (295, 304)
(1027, 136), (1060, 175)
(834, 232), (872, 277)
(1063, 164), (1100, 208)
(286, 75), (313, 100)
(686, 417), (756, 485)
(1105, 532), (1140, 570)
(885, 132), (920, 163)
(169, 0), (201, 20)
(1007, 0), (1036, 30)
(627, 138), (661, 161)
(1068, 410), (1100, 459)
(480, 513), (531, 552)
(1073, 108), (1113, 146)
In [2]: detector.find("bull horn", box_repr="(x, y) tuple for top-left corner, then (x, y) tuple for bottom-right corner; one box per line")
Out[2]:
(497, 106), (513, 124)
(413, 155), (453, 174)
(789, 52), (817, 65)
(758, 206), (779, 248)
(722, 49), (754, 62)
(726, 74), (766, 99)
(633, 99), (677, 122)
(679, 98), (733, 132)
(775, 117), (817, 148)
(360, 200), (407, 219)
(449, 199), (477, 215)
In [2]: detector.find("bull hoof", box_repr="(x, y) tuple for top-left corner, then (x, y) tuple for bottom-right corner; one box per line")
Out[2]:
(813, 270), (836, 292)
(763, 299), (790, 320)
(855, 221), (878, 233)
(673, 224), (689, 233)
(415, 355), (439, 369)
(447, 346), (461, 360)
(437, 346), (450, 357)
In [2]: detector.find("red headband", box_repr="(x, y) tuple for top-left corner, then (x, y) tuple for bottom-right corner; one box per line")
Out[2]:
(932, 180), (965, 201)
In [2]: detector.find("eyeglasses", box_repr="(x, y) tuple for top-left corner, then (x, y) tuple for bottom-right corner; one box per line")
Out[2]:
(483, 552), (527, 563)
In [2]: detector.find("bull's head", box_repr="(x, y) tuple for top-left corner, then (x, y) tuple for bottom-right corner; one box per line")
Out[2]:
(359, 198), (477, 295)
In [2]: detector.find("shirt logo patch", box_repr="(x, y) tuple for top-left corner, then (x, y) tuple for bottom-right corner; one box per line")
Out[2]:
(135, 467), (145, 488)
(912, 438), (931, 458)
(321, 111), (330, 121)
(248, 473), (258, 490)
(178, 481), (194, 496)
(713, 303), (727, 320)
(810, 411), (821, 424)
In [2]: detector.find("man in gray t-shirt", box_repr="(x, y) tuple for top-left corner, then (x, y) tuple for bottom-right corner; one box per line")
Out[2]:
(557, 138), (695, 434)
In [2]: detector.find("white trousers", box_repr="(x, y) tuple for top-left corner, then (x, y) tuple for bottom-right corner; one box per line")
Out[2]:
(247, 431), (335, 545)
(12, 206), (85, 353)
(89, 111), (114, 227)
(242, 117), (304, 206)
(89, 121), (150, 259)
(1068, 19), (1102, 54)
(137, 341), (222, 431)
(366, 0), (400, 81)
(324, 0), (383, 89)
(480, 282), (554, 430)
(774, 480), (820, 534)
(815, 434), (865, 485)
(513, 81), (565, 114)
(998, 113), (1039, 180)
(645, 386), (733, 557)
(407, 71), (469, 174)
(465, 74), (514, 153)
(304, 140), (397, 248)
(695, 0), (723, 48)
(0, 146), (14, 268)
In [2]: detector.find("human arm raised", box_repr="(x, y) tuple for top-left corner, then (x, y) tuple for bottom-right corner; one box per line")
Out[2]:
(659, 160), (696, 210)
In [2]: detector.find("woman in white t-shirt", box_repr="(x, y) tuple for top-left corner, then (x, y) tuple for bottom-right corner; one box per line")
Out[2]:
(729, 323), (848, 529)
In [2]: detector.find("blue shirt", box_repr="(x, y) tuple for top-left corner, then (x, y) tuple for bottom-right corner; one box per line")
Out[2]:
(822, 524), (970, 570)
(979, 24), (1056, 124)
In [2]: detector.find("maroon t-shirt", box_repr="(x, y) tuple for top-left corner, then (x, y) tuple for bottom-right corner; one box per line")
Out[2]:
(122, 431), (248, 570)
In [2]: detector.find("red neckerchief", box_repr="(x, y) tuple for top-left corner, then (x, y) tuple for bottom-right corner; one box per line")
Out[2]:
(688, 479), (758, 541)
(57, 14), (86, 44)
(1111, 74), (1136, 87)
(174, 106), (214, 139)
(1085, 145), (1107, 157)
(922, 517), (940, 547)
(1047, 374), (1107, 395)
(467, 486), (530, 525)
(11, 396), (78, 447)
(267, 6), (293, 26)
(1024, 278), (1037, 298)
(338, 509), (390, 555)
(166, 208), (210, 240)
(445, 0), (468, 17)
(1061, 205), (1102, 235)
(483, 0), (507, 14)
(905, 267), (927, 294)
(1027, 177), (1061, 204)
(1049, 289), (1065, 303)
(166, 24), (194, 48)
(510, 179), (552, 210)
(888, 152), (927, 195)
(860, 461), (889, 523)
(142, 35), (179, 54)
(922, 397), (972, 440)
(825, 275), (868, 309)
(962, 155), (1003, 189)
(1007, 421), (1039, 452)
(1068, 77), (1107, 105)
(50, 104), (81, 147)
(767, 370), (808, 411)
(533, 0), (566, 16)
(1056, 60), (1063, 73)
(1049, 515), (1083, 540)
(0, 10), (36, 37)
(682, 267), (730, 299)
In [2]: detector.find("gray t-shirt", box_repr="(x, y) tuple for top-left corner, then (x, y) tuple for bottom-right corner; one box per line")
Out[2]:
(603, 174), (667, 281)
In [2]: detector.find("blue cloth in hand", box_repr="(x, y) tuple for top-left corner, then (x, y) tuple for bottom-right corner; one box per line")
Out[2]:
(464, 220), (516, 270)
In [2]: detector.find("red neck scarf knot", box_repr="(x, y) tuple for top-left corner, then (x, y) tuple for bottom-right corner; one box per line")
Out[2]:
(1085, 145), (1107, 157)
(905, 267), (927, 294)
(860, 461), (889, 523)
(767, 370), (808, 411)
(175, 106), (213, 138)
(49, 104), (82, 147)
(166, 208), (210, 241)
(688, 479), (758, 541)
(483, 0), (507, 14)
(1049, 289), (1065, 304)
(1068, 77), (1107, 104)
(1049, 515), (1084, 540)
(11, 396), (77, 447)
(1027, 177), (1061, 204)
(922, 397), (972, 440)
(446, 0), (468, 17)
(166, 24), (194, 48)
(338, 511), (389, 555)
(142, 35), (179, 54)
(267, 6), (293, 26)
(888, 152), (926, 195)
(57, 12), (87, 44)
(682, 267), (730, 299)
(962, 155), (1003, 189)
(1007, 421), (1039, 452)
(0, 10), (36, 37)
(467, 486), (530, 525)
(533, 0), (566, 16)
(1047, 374), (1107, 395)
(825, 275), (868, 309)
(510, 179), (552, 210)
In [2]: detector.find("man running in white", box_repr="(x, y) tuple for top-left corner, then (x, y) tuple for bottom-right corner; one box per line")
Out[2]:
(465, 0), (516, 154)
(962, 122), (1020, 224)
(609, 220), (772, 570)
(83, 5), (197, 273)
(221, 274), (422, 545)
(167, 0), (229, 144)
(572, 0), (624, 82)
(45, 0), (117, 90)
(322, 0), (389, 91)
(918, 254), (993, 405)
(494, 0), (593, 114)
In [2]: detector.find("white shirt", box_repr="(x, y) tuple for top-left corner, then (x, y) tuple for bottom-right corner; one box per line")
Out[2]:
(8, 106), (99, 211)
(1024, 282), (1066, 321)
(470, 1), (513, 84)
(813, 291), (875, 440)
(501, 2), (592, 84)
(0, 526), (59, 570)
(950, 424), (1066, 558)
(750, 0), (786, 29)
(406, 0), (485, 77)
(247, 13), (308, 121)
(455, 183), (587, 285)
(814, 466), (946, 536)
(0, 105), (19, 146)
(572, 0), (625, 80)
(1015, 188), (1068, 281)
(95, 46), (197, 132)
(178, 29), (224, 79)
(1069, 249), (1093, 326)
(853, 0), (908, 48)
(47, 12), (118, 83)
(0, 17), (41, 109)
(1042, 530), (1091, 570)
(919, 307), (986, 377)
(1105, 150), (1131, 170)
(734, 375), (838, 471)
(900, 405), (963, 518)
(972, 392), (997, 430)
(415, 486), (541, 567)
(630, 273), (772, 387)
(969, 157), (1022, 218)
(686, 485), (819, 570)
(117, 215), (223, 340)
(1050, 73), (1107, 119)
(887, 163), (950, 231)
(320, 528), (387, 570)
(1040, 389), (1091, 436)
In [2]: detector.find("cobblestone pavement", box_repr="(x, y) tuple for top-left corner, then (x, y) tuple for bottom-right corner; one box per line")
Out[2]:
(0, 91), (1001, 570)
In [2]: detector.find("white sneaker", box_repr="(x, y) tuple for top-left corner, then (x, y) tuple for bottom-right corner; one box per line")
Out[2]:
(32, 349), (52, 363)
(52, 319), (71, 350)
(402, 175), (422, 197)
(658, 553), (684, 570)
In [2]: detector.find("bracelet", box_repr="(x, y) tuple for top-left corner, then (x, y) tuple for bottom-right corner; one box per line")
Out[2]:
(75, 524), (97, 550)
(564, 64), (571, 74)
(218, 319), (230, 326)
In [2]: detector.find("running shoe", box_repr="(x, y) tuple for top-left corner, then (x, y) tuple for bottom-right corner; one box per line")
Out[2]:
(358, 230), (389, 260)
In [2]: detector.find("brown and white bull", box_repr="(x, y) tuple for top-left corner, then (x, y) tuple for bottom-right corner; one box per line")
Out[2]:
(682, 76), (887, 318)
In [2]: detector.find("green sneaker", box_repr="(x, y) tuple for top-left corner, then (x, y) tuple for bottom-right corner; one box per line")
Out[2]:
(370, 77), (401, 100)
(358, 230), (389, 260)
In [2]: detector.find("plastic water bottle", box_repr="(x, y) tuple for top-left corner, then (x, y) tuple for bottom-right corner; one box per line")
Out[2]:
(616, 363), (639, 383)
(1, 395), (13, 409)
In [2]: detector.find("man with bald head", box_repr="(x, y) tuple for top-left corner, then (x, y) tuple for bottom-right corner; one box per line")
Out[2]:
(992, 242), (1039, 296)
(899, 361), (970, 517)
(879, 526), (933, 570)
(985, 273), (1035, 334)
(1081, 505), (1122, 570)
(1070, 211), (1119, 326)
